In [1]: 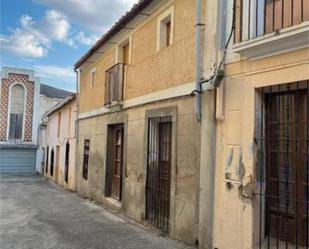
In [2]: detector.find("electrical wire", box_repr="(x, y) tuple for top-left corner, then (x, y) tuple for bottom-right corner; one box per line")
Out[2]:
(192, 0), (236, 95)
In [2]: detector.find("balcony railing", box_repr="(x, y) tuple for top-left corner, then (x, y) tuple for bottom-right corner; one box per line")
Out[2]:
(104, 63), (124, 106)
(234, 0), (309, 43)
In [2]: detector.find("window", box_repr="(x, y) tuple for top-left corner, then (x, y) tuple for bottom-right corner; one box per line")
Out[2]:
(104, 64), (125, 105)
(50, 148), (54, 177)
(45, 146), (49, 174)
(82, 139), (90, 180)
(157, 6), (174, 51)
(122, 43), (130, 66)
(90, 69), (96, 88)
(57, 112), (61, 138)
(64, 141), (70, 183)
(9, 84), (25, 140)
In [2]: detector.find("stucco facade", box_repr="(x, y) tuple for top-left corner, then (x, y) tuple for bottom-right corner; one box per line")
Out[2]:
(199, 1), (309, 248)
(44, 96), (77, 191)
(75, 0), (204, 245)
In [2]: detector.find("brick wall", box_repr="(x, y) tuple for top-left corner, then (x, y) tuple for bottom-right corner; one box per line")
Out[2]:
(0, 73), (34, 142)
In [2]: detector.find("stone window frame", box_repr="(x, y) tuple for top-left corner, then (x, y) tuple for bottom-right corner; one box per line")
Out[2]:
(156, 5), (174, 51)
(6, 82), (27, 141)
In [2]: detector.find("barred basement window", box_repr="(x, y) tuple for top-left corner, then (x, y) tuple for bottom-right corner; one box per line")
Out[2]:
(83, 139), (90, 180)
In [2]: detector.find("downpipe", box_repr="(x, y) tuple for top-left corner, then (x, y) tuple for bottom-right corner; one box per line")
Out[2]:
(195, 0), (203, 122)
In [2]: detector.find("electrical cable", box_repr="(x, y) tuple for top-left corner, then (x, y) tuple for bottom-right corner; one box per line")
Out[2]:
(192, 0), (236, 95)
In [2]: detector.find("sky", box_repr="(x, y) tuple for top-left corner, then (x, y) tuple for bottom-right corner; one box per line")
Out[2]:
(0, 0), (138, 92)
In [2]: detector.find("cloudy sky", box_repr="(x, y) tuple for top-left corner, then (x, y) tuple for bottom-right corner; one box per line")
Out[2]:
(0, 0), (138, 91)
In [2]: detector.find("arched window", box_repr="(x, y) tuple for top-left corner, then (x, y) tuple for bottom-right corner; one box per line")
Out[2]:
(9, 84), (25, 140)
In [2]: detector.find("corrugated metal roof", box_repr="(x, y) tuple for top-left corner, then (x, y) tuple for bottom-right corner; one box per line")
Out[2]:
(74, 0), (154, 69)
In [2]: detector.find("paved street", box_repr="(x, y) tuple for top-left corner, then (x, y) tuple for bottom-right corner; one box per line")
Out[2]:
(0, 175), (194, 249)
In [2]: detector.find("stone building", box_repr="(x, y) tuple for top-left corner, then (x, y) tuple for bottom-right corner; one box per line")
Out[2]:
(43, 94), (77, 191)
(0, 67), (40, 173)
(74, 0), (203, 245)
(199, 1), (309, 249)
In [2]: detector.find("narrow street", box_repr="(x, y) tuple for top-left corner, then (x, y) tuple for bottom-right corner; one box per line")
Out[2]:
(0, 175), (194, 249)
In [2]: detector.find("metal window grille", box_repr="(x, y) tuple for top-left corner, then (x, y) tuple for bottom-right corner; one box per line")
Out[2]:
(83, 139), (90, 180)
(146, 116), (172, 233)
(256, 81), (309, 248)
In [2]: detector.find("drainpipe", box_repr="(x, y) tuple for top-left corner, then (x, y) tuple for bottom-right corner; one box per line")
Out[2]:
(195, 0), (203, 121)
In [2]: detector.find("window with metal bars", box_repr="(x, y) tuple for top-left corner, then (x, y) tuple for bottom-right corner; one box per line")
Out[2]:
(255, 81), (308, 248)
(45, 146), (49, 174)
(83, 139), (90, 180)
(145, 116), (172, 233)
(64, 141), (70, 183)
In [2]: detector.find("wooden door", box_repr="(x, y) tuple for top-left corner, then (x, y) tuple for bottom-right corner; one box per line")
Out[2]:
(111, 125), (124, 201)
(265, 88), (308, 246)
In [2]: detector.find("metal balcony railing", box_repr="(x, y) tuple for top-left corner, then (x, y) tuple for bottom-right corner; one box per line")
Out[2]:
(104, 63), (124, 106)
(234, 0), (309, 43)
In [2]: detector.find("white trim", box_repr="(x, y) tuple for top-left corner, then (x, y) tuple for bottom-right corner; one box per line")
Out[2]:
(1, 67), (36, 81)
(6, 82), (27, 141)
(78, 82), (195, 120)
(156, 5), (174, 51)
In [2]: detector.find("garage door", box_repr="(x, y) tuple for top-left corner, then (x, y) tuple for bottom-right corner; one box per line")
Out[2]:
(0, 149), (36, 174)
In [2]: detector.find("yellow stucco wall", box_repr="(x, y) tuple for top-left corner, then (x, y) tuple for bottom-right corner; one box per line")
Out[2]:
(212, 48), (309, 249)
(79, 49), (116, 113)
(78, 0), (203, 114)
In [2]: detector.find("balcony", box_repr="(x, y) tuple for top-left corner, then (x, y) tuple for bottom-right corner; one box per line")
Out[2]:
(233, 0), (309, 58)
(104, 63), (124, 107)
